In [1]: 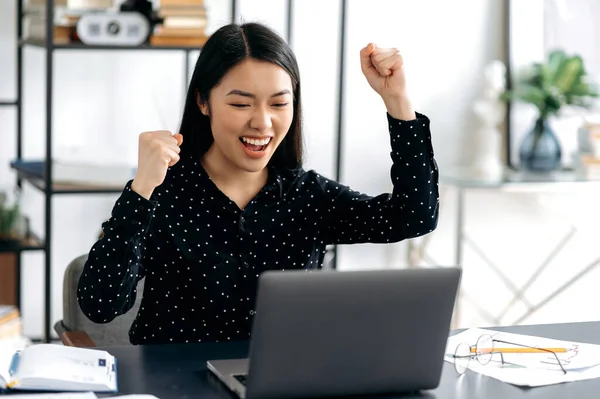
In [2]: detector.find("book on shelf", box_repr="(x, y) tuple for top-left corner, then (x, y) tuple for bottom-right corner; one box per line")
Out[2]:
(150, 35), (208, 46)
(152, 0), (208, 47)
(160, 0), (204, 6)
(153, 25), (206, 36)
(26, 0), (112, 7)
(580, 154), (600, 179)
(0, 344), (117, 393)
(26, 0), (68, 5)
(67, 0), (113, 9)
(159, 6), (206, 18)
(23, 2), (73, 45)
(0, 306), (22, 341)
(24, 0), (127, 45)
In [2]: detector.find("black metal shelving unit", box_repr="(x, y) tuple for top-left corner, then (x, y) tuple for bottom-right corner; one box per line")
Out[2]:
(4, 0), (346, 342)
(4, 0), (236, 343)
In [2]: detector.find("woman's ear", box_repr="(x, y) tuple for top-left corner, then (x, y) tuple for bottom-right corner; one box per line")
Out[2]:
(196, 91), (209, 116)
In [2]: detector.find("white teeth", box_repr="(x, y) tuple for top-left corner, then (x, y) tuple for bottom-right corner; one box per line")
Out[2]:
(242, 137), (271, 146)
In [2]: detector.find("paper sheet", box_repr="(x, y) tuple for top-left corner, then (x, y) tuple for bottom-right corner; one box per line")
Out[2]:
(3, 394), (160, 398)
(445, 328), (600, 387)
(1, 393), (159, 399)
(5, 393), (97, 398)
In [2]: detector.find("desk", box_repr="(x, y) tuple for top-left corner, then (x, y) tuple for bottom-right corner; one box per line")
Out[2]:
(408, 167), (600, 326)
(96, 321), (600, 399)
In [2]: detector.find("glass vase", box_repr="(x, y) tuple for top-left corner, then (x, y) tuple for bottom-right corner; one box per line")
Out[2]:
(519, 117), (562, 172)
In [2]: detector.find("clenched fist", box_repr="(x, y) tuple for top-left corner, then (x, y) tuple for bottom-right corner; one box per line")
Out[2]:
(131, 131), (183, 200)
(360, 43), (415, 120)
(360, 43), (405, 100)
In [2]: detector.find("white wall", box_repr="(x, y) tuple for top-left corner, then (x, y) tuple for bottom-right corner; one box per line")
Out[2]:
(336, 0), (505, 274)
(1, 0), (600, 339)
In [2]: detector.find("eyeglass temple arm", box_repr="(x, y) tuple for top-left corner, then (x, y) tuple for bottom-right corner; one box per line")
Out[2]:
(493, 339), (567, 374)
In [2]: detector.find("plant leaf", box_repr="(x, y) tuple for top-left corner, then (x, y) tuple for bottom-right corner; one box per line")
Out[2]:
(545, 94), (562, 115)
(515, 85), (546, 108)
(572, 81), (598, 96)
(547, 49), (567, 80)
(501, 49), (598, 114)
(554, 55), (584, 93)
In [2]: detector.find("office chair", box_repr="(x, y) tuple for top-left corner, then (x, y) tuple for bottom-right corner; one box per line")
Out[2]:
(54, 254), (144, 347)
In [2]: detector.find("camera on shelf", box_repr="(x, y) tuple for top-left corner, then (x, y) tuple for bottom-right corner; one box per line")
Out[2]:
(77, 12), (150, 46)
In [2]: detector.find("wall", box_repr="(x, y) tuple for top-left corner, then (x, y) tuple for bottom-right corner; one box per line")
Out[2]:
(1, 0), (599, 339)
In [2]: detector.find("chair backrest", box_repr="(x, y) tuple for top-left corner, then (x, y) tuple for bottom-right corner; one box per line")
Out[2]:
(60, 254), (144, 346)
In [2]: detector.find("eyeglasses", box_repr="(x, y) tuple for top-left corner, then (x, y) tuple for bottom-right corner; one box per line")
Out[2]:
(452, 333), (570, 375)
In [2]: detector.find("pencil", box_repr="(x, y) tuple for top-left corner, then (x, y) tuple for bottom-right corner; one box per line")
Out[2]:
(471, 347), (568, 354)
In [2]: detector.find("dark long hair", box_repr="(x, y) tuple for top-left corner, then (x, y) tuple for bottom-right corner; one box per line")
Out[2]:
(178, 22), (303, 169)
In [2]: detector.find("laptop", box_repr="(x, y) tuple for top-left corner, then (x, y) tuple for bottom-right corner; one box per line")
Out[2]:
(207, 267), (462, 399)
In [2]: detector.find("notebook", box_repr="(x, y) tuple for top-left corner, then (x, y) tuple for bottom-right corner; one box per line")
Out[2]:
(0, 344), (117, 393)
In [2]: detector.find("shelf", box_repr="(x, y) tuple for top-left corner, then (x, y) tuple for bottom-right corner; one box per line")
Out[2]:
(0, 101), (18, 106)
(20, 39), (202, 51)
(11, 162), (126, 195)
(0, 233), (44, 253)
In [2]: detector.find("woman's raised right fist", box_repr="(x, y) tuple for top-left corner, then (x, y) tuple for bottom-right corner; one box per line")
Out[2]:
(131, 131), (183, 200)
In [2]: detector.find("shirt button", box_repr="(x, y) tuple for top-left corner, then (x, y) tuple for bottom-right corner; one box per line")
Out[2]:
(240, 216), (245, 224)
(243, 261), (250, 268)
(249, 310), (255, 315)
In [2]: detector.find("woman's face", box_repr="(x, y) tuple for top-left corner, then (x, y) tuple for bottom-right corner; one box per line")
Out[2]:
(199, 58), (294, 173)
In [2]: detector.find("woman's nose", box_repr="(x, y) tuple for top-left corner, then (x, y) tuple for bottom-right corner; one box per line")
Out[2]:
(250, 107), (273, 131)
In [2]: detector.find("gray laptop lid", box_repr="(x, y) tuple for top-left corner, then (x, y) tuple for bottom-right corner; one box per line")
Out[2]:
(244, 267), (461, 399)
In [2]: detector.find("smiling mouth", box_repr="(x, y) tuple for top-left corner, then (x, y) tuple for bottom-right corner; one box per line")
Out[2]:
(239, 136), (272, 152)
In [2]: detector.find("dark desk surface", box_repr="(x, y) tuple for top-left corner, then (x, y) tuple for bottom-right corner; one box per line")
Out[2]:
(97, 321), (600, 399)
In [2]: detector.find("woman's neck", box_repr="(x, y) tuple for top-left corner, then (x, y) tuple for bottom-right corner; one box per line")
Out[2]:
(201, 144), (268, 194)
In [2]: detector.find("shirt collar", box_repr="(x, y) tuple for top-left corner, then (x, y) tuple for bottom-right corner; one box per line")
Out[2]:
(192, 157), (285, 199)
(266, 164), (284, 199)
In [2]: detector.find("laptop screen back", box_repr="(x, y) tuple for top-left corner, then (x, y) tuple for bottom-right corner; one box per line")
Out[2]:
(244, 267), (461, 399)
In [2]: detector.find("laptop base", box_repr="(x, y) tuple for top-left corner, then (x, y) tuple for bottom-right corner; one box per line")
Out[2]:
(206, 358), (249, 398)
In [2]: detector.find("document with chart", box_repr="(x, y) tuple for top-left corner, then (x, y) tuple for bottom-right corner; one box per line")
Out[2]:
(445, 328), (600, 387)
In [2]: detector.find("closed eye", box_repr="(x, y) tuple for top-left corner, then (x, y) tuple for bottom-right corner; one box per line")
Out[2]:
(230, 103), (289, 108)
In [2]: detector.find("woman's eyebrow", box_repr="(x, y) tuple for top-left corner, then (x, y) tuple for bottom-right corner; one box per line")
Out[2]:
(226, 89), (291, 98)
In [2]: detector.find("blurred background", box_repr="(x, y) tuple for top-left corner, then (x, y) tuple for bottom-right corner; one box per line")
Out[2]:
(1, 0), (600, 343)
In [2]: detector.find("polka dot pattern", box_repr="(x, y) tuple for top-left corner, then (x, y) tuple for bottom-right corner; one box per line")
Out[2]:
(77, 112), (439, 344)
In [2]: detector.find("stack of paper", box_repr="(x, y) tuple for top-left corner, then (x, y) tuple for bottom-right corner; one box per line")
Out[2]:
(5, 393), (96, 399)
(445, 328), (600, 387)
(5, 393), (159, 398)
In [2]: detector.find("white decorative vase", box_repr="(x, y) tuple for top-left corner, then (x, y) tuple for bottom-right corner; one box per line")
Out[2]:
(471, 60), (507, 180)
(471, 123), (504, 180)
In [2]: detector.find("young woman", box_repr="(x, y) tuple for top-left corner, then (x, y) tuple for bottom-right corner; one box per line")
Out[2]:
(77, 22), (439, 345)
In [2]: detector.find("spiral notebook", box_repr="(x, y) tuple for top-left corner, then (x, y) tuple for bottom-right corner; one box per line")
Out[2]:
(0, 344), (117, 393)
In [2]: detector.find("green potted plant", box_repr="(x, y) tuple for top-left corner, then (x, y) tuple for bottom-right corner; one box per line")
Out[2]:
(502, 49), (599, 171)
(0, 191), (21, 243)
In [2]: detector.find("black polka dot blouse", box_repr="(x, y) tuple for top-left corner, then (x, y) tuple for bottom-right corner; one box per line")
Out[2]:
(77, 112), (440, 345)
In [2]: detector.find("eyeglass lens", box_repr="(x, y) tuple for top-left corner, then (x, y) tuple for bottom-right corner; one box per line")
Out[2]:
(476, 334), (494, 365)
(454, 342), (471, 374)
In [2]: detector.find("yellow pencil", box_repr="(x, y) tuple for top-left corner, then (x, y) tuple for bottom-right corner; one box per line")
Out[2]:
(471, 347), (568, 354)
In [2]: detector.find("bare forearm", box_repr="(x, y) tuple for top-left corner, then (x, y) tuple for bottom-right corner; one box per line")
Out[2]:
(383, 94), (416, 121)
